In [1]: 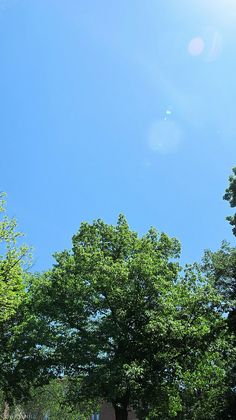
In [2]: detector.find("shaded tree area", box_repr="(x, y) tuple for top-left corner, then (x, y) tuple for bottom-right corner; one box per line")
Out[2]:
(0, 378), (96, 420)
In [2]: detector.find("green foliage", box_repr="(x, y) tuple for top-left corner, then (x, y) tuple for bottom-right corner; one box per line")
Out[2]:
(2, 164), (236, 418)
(28, 215), (231, 419)
(202, 241), (236, 313)
(0, 193), (31, 409)
(224, 167), (236, 236)
(9, 378), (95, 419)
(0, 193), (29, 323)
(202, 242), (236, 418)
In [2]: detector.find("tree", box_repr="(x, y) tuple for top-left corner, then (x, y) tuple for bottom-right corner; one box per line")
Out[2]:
(202, 243), (236, 418)
(0, 193), (30, 416)
(0, 193), (28, 323)
(224, 167), (236, 236)
(5, 378), (96, 420)
(202, 242), (236, 331)
(29, 216), (231, 419)
(195, 167), (236, 419)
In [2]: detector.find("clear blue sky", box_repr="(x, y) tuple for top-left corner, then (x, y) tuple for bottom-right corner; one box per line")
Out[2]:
(1, 0), (236, 270)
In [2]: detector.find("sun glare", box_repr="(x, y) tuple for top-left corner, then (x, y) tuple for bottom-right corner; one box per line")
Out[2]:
(201, 0), (236, 20)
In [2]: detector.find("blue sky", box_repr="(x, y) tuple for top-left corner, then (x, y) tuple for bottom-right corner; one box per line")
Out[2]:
(1, 0), (236, 270)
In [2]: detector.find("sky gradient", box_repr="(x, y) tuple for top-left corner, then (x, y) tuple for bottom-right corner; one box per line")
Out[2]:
(1, 0), (236, 270)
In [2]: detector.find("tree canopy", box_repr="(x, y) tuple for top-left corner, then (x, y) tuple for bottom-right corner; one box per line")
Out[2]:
(1, 166), (236, 419)
(28, 215), (232, 419)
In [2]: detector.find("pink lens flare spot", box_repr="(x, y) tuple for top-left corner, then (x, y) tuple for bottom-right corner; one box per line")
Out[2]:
(188, 37), (205, 56)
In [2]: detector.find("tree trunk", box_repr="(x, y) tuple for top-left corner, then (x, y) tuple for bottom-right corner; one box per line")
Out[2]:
(228, 308), (236, 333)
(3, 401), (9, 420)
(114, 405), (128, 420)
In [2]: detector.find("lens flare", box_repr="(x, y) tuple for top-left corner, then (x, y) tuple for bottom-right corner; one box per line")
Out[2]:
(148, 120), (182, 154)
(188, 37), (205, 56)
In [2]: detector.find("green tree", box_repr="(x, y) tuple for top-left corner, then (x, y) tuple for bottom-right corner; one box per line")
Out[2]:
(224, 167), (236, 236)
(0, 193), (30, 416)
(29, 216), (231, 419)
(7, 378), (96, 420)
(196, 167), (236, 419)
(202, 242), (236, 331)
(202, 243), (236, 418)
(0, 193), (28, 323)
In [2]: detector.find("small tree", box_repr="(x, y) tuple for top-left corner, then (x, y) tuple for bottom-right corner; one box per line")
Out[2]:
(7, 378), (96, 420)
(0, 193), (28, 323)
(0, 193), (30, 416)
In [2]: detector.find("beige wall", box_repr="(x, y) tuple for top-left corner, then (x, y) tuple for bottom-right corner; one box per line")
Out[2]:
(97, 403), (137, 420)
